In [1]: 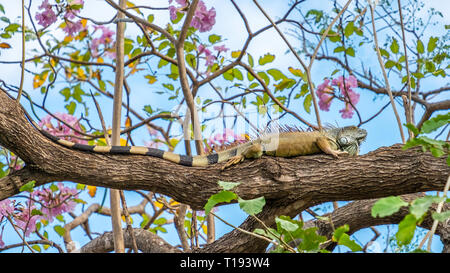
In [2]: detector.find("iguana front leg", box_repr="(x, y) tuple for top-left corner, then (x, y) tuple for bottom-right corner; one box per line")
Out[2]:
(316, 137), (348, 158)
(222, 143), (263, 170)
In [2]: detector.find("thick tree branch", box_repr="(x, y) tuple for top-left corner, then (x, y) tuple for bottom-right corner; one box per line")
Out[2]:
(0, 89), (448, 211)
(79, 228), (181, 253)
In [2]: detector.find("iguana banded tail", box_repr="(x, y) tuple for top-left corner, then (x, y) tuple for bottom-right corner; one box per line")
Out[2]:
(38, 125), (367, 169)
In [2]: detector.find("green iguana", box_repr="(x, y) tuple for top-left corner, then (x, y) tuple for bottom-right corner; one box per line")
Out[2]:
(38, 125), (367, 169)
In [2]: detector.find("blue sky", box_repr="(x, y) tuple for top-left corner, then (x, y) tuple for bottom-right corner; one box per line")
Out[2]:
(0, 0), (448, 252)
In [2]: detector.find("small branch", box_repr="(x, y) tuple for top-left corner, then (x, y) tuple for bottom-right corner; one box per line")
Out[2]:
(252, 0), (322, 130)
(16, 0), (25, 103)
(397, 0), (414, 139)
(369, 4), (406, 143)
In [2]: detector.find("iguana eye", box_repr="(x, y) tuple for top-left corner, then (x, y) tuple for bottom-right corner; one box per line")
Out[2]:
(339, 137), (348, 145)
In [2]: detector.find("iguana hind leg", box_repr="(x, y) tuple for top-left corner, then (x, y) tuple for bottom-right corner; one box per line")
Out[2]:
(316, 137), (348, 158)
(221, 143), (263, 170)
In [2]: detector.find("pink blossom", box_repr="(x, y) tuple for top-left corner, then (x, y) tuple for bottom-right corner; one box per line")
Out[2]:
(169, 5), (178, 20)
(35, 0), (57, 28)
(191, 1), (216, 32)
(90, 25), (115, 58)
(339, 104), (356, 119)
(31, 183), (78, 222)
(331, 75), (360, 119)
(316, 79), (334, 111)
(14, 206), (39, 237)
(213, 45), (229, 53)
(63, 20), (85, 36)
(206, 129), (247, 153)
(197, 44), (216, 67)
(0, 199), (14, 217)
(168, 0), (216, 32)
(39, 113), (87, 144)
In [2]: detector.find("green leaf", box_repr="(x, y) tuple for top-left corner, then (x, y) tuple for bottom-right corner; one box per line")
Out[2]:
(140, 214), (150, 228)
(432, 210), (450, 222)
(5, 23), (20, 33)
(396, 214), (417, 246)
(417, 39), (424, 54)
(232, 68), (243, 81)
(339, 233), (362, 252)
(223, 69), (234, 81)
(346, 47), (355, 57)
(0, 4), (5, 14)
(32, 245), (41, 252)
(238, 196), (266, 215)
(258, 53), (275, 65)
(275, 216), (299, 233)
(247, 54), (254, 67)
(333, 226), (362, 252)
(208, 34), (221, 44)
(185, 53), (196, 69)
(59, 87), (71, 101)
(427, 37), (438, 53)
(153, 217), (167, 225)
(390, 38), (399, 54)
(379, 48), (390, 58)
(371, 196), (408, 218)
(344, 21), (355, 38)
(425, 61), (436, 73)
(267, 69), (285, 81)
(410, 196), (444, 219)
(405, 123), (419, 137)
(53, 225), (66, 237)
(298, 227), (326, 252)
(385, 60), (396, 69)
(20, 180), (36, 192)
(274, 78), (295, 92)
(257, 71), (270, 85)
(254, 228), (280, 242)
(303, 94), (312, 114)
(157, 58), (168, 68)
(218, 181), (241, 191)
(421, 112), (450, 134)
(147, 14), (154, 23)
(333, 46), (345, 53)
(204, 190), (237, 215)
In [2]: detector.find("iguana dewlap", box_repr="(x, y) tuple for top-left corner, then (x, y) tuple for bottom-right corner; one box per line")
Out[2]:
(39, 125), (367, 169)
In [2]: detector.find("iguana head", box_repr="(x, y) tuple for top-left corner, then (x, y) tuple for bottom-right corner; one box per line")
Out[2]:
(333, 126), (367, 156)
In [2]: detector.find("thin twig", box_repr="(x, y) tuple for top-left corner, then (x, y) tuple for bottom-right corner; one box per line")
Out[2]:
(252, 0), (322, 130)
(16, 0), (25, 103)
(369, 4), (406, 143)
(396, 0), (414, 139)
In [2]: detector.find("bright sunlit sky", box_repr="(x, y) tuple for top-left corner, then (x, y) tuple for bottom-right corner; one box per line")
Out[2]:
(0, 0), (449, 252)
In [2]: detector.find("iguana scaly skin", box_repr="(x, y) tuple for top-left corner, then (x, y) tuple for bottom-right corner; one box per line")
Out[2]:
(39, 125), (367, 169)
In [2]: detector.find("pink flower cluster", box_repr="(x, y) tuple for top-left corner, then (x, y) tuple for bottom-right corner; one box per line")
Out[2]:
(206, 128), (247, 153)
(31, 183), (78, 222)
(0, 199), (15, 248)
(39, 112), (87, 144)
(62, 0), (86, 36)
(90, 25), (116, 59)
(35, 0), (57, 28)
(316, 75), (360, 119)
(14, 204), (39, 237)
(0, 183), (79, 248)
(169, 0), (216, 32)
(35, 0), (86, 36)
(197, 44), (229, 69)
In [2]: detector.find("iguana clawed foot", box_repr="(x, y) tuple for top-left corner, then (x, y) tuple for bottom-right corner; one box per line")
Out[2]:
(221, 155), (245, 170)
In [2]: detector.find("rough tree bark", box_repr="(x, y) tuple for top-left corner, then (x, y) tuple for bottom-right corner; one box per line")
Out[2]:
(0, 88), (449, 252)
